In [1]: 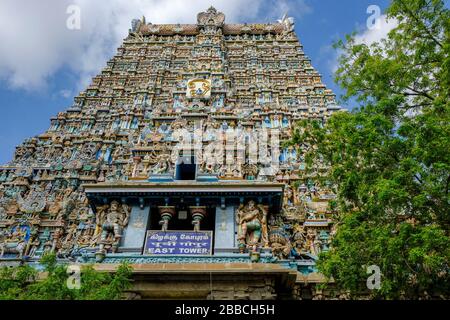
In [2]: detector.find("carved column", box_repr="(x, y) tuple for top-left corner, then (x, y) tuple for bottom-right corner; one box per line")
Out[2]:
(158, 206), (175, 231)
(189, 206), (207, 231)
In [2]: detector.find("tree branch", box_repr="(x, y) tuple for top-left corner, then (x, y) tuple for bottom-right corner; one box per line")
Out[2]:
(398, 0), (443, 49)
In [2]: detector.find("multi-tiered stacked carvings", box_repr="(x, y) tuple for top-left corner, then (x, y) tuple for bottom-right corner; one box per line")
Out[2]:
(0, 7), (340, 261)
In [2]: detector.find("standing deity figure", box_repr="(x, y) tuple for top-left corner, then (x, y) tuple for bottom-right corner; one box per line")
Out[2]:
(96, 201), (130, 253)
(236, 200), (268, 253)
(51, 228), (64, 253)
(306, 228), (319, 256)
(26, 227), (40, 257)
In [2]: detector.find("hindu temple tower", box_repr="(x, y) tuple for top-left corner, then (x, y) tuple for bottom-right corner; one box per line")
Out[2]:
(0, 7), (342, 299)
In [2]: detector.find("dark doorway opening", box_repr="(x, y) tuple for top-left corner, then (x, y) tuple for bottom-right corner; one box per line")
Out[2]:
(175, 155), (196, 180)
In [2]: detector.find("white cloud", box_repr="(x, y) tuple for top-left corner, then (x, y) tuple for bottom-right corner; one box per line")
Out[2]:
(0, 0), (310, 92)
(353, 15), (398, 46)
(327, 14), (398, 73)
(59, 89), (72, 98)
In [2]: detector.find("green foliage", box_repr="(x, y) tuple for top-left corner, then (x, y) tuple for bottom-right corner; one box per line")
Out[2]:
(291, 0), (450, 298)
(0, 263), (37, 300)
(0, 253), (132, 300)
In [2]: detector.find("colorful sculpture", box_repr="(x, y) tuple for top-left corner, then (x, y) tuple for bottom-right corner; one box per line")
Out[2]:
(0, 7), (340, 262)
(96, 201), (130, 253)
(236, 200), (269, 253)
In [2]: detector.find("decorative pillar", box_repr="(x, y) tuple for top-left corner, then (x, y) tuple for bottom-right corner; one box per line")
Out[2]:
(189, 206), (207, 231)
(158, 206), (175, 231)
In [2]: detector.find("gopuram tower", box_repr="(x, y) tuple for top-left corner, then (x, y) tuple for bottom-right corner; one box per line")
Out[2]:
(0, 7), (342, 299)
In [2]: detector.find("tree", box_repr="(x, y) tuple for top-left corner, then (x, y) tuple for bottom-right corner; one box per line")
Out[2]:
(0, 253), (132, 300)
(290, 0), (449, 299)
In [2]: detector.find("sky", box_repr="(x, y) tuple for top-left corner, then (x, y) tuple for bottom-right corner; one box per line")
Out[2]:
(0, 0), (394, 164)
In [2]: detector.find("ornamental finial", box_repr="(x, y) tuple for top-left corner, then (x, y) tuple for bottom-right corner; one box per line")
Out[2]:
(277, 12), (295, 32)
(197, 7), (225, 26)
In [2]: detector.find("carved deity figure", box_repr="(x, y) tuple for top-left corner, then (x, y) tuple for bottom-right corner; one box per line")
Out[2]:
(26, 227), (40, 257)
(305, 228), (320, 256)
(236, 200), (268, 252)
(151, 153), (172, 174)
(4, 199), (19, 216)
(96, 201), (130, 253)
(47, 193), (64, 218)
(269, 230), (291, 259)
(0, 7), (342, 265)
(283, 184), (294, 206)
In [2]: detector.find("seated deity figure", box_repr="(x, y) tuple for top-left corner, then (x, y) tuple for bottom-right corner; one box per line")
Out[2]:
(272, 115), (280, 128)
(151, 153), (172, 174)
(203, 116), (219, 141)
(220, 121), (228, 131)
(173, 95), (185, 111)
(236, 200), (269, 252)
(158, 123), (170, 134)
(263, 116), (271, 128)
(96, 201), (130, 253)
(212, 95), (224, 109)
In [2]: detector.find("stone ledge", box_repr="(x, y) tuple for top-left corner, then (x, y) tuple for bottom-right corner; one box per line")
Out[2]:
(93, 262), (295, 274)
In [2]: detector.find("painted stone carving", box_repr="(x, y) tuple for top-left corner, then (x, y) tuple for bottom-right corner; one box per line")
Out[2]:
(0, 7), (340, 263)
(236, 200), (269, 253)
(0, 225), (29, 258)
(96, 201), (130, 253)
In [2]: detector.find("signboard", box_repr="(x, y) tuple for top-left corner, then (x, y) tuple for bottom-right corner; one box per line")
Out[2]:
(186, 78), (211, 99)
(144, 230), (213, 255)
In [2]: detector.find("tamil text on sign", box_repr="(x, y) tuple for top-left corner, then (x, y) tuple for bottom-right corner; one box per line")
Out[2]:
(144, 230), (213, 255)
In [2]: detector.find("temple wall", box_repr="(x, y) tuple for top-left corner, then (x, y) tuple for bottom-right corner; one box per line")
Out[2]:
(0, 6), (342, 295)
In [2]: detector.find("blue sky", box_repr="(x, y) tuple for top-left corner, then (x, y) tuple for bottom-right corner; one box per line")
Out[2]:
(0, 0), (392, 164)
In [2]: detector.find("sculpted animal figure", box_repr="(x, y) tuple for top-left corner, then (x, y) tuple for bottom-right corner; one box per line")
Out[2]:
(0, 242), (26, 258)
(0, 229), (27, 259)
(0, 238), (26, 259)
